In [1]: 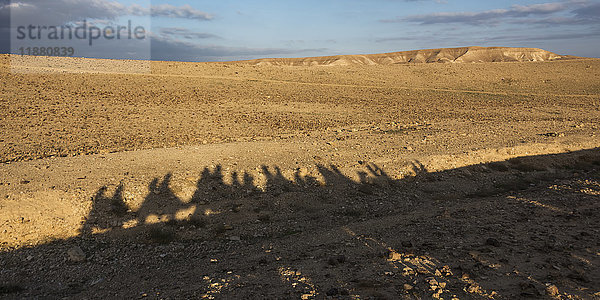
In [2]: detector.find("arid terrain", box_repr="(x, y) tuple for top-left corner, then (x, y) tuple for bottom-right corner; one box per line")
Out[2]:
(0, 48), (599, 299)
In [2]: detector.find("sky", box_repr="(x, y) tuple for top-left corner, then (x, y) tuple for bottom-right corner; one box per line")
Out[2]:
(1, 0), (599, 62)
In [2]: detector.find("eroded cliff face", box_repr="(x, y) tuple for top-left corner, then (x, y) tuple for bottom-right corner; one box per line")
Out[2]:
(235, 47), (564, 66)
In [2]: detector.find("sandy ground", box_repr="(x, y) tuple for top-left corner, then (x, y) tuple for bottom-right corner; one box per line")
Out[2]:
(0, 55), (599, 299)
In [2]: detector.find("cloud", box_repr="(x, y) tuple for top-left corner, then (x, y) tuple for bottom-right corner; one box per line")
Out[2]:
(375, 24), (600, 46)
(487, 29), (600, 42)
(159, 27), (219, 40)
(0, 1), (9, 53)
(149, 4), (213, 21)
(1, 1), (320, 61)
(150, 35), (327, 62)
(385, 0), (589, 25)
(1, 0), (213, 27)
(375, 36), (429, 43)
(396, 0), (445, 1)
(0, 27), (8, 53)
(573, 2), (600, 19)
(0, 0), (215, 55)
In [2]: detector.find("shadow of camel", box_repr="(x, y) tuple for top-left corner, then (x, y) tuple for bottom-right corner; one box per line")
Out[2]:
(1, 149), (599, 299)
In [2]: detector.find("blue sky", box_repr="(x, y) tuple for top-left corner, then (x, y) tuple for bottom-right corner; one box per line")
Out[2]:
(1, 0), (599, 61)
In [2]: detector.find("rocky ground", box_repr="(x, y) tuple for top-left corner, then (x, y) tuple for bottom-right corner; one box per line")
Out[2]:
(0, 55), (599, 299)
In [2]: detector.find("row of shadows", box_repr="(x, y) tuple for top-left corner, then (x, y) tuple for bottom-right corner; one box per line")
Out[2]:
(1, 148), (599, 299)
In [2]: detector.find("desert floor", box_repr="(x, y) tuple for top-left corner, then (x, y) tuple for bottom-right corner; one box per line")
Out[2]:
(0, 56), (599, 299)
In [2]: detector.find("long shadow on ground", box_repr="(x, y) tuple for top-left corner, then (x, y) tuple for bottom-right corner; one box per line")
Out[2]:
(1, 149), (599, 299)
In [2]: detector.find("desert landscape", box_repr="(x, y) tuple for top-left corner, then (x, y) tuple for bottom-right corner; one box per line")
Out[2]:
(0, 47), (599, 299)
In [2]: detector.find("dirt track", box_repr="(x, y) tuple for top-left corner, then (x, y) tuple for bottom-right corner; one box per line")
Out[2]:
(0, 55), (599, 299)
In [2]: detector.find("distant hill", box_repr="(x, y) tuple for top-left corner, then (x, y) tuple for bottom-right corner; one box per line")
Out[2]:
(231, 46), (567, 66)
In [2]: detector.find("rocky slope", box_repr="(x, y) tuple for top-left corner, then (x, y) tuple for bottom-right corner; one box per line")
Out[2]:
(235, 46), (564, 66)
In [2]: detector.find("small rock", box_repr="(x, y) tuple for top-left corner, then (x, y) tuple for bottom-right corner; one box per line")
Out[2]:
(89, 278), (104, 286)
(67, 246), (86, 262)
(297, 167), (309, 177)
(258, 214), (271, 223)
(326, 288), (339, 296)
(539, 132), (565, 138)
(466, 283), (481, 294)
(427, 277), (439, 287)
(327, 255), (346, 266)
(387, 250), (402, 261)
(485, 238), (500, 247)
(546, 284), (559, 296)
(567, 268), (589, 282)
(403, 284), (414, 291)
(520, 282), (540, 297)
(228, 236), (241, 241)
